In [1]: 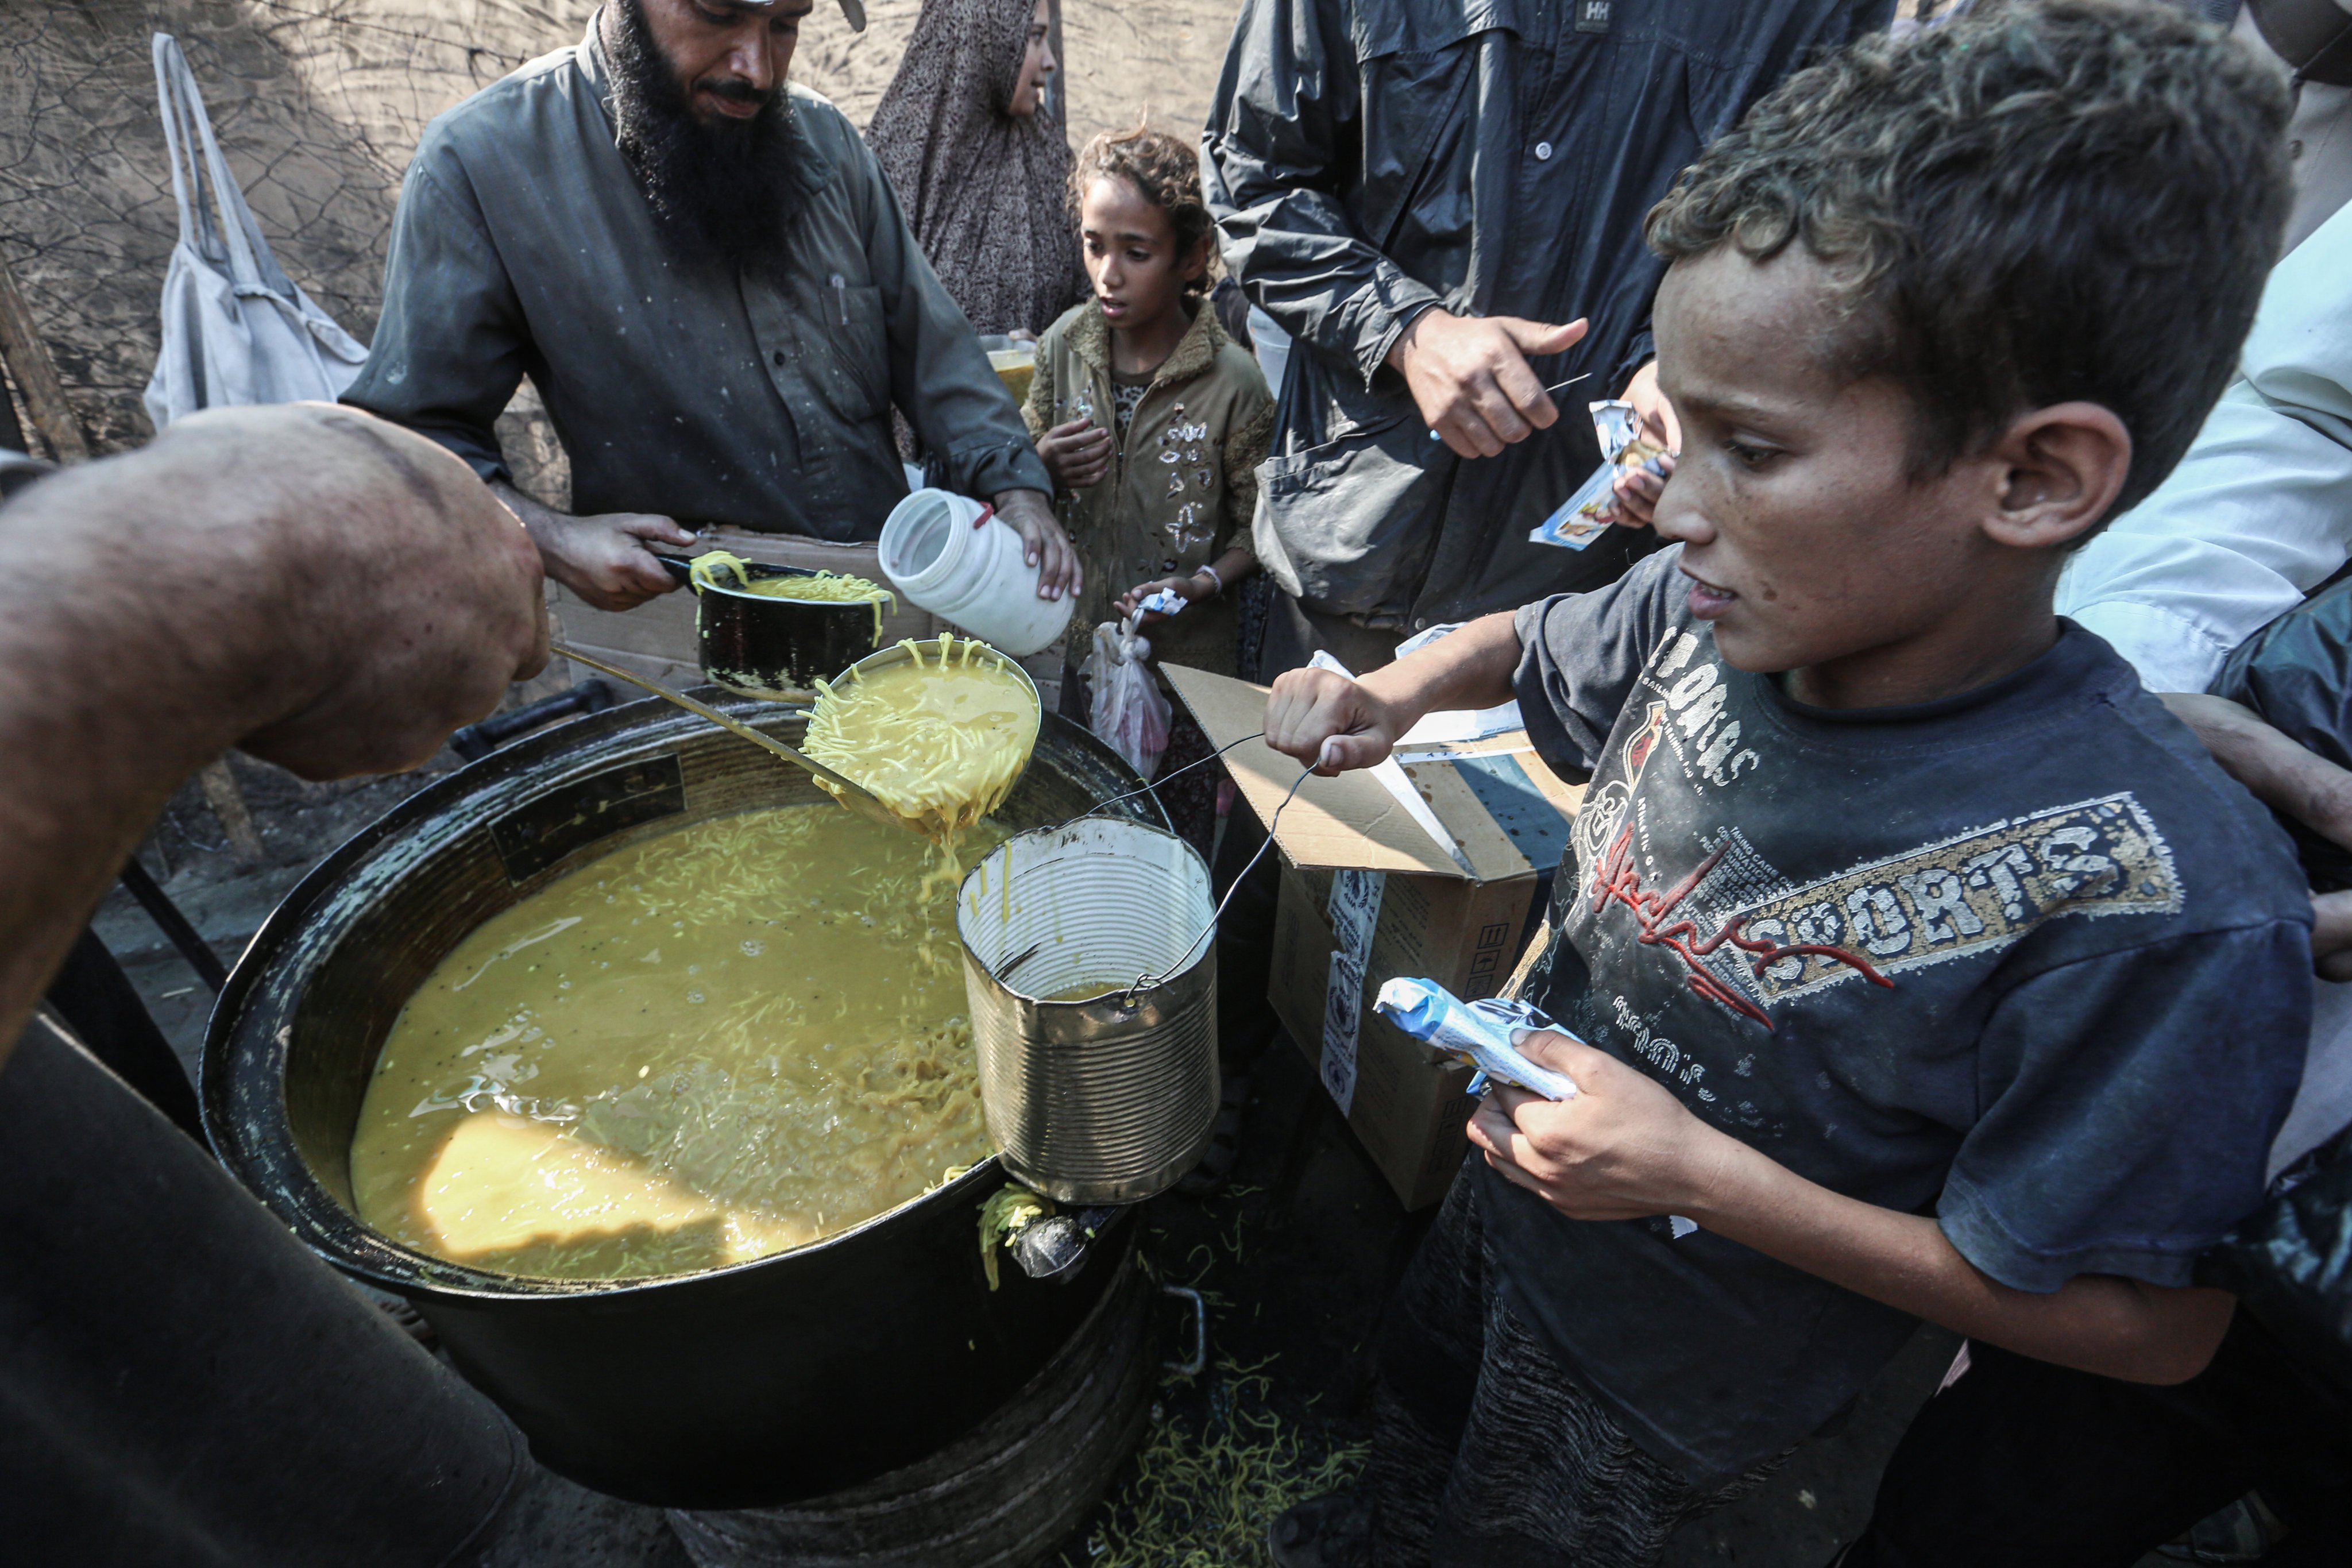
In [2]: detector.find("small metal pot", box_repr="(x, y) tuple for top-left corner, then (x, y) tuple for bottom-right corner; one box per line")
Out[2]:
(655, 557), (886, 700)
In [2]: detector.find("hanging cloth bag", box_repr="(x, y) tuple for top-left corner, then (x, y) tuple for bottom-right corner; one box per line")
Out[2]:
(141, 32), (369, 429)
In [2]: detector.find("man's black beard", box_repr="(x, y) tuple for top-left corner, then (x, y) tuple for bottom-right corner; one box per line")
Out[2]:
(607, 0), (802, 266)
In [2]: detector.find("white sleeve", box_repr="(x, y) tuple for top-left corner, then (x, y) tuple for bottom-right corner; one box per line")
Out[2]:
(2059, 200), (2352, 692)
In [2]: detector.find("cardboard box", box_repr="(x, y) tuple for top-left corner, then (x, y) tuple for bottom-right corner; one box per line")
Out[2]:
(1164, 663), (1586, 1209)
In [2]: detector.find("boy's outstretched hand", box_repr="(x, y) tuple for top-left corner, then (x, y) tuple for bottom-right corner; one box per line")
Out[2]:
(1264, 667), (1407, 774)
(1263, 611), (1525, 775)
(1468, 1030), (1737, 1221)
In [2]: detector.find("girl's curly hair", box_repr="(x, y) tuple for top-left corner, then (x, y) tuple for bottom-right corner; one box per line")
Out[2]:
(1069, 122), (1218, 300)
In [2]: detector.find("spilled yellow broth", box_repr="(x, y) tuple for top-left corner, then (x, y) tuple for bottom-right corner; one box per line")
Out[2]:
(349, 805), (1004, 1281)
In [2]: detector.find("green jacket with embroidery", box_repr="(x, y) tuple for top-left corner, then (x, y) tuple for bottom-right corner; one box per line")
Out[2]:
(1021, 300), (1275, 676)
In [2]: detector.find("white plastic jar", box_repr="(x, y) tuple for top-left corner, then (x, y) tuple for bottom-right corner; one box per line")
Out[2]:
(878, 489), (1075, 658)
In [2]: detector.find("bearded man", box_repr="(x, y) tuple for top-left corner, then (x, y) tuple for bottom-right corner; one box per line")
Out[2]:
(346, 0), (1075, 623)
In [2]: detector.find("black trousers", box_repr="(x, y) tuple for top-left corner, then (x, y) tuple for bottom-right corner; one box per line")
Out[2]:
(1369, 1169), (1781, 1568)
(1842, 1310), (2352, 1567)
(1, 1014), (528, 1566)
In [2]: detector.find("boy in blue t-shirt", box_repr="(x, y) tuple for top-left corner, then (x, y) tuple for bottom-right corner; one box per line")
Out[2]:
(1260, 5), (2312, 1566)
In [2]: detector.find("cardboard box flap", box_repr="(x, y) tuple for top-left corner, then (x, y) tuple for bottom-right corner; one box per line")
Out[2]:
(1163, 663), (1469, 876)
(1399, 748), (1582, 882)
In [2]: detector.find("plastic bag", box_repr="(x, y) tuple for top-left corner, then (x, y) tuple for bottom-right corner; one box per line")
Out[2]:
(1372, 977), (1579, 1100)
(1083, 617), (1171, 778)
(2200, 1127), (2352, 1397)
(142, 35), (370, 428)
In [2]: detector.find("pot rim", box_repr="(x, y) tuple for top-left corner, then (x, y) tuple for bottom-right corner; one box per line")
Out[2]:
(693, 561), (891, 608)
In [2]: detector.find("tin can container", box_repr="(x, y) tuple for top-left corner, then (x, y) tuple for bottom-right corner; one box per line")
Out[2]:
(957, 818), (1219, 1204)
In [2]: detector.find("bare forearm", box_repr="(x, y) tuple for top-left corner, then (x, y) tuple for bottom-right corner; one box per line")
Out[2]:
(0, 450), (309, 1063)
(1264, 609), (1521, 771)
(493, 480), (692, 609)
(0, 407), (542, 1074)
(1358, 611), (1521, 721)
(490, 478), (564, 539)
(1690, 1141), (2233, 1384)
(2161, 692), (2352, 849)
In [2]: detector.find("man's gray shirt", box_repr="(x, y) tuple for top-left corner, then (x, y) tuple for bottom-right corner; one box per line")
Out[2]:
(344, 26), (1048, 540)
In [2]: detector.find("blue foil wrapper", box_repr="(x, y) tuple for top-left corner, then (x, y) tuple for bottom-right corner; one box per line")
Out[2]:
(1373, 978), (1580, 1100)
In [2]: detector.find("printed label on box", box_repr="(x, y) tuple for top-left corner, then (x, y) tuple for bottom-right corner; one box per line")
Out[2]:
(1320, 951), (1365, 1117)
(1328, 868), (1386, 963)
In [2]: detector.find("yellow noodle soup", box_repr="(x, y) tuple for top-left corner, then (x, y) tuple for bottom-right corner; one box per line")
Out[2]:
(802, 636), (1039, 849)
(687, 550), (898, 646)
(348, 805), (1004, 1281)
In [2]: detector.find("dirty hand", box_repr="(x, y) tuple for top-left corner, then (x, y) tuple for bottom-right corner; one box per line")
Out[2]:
(1037, 418), (1114, 491)
(152, 405), (549, 778)
(513, 496), (694, 613)
(1467, 1031), (1737, 1223)
(1117, 571), (1212, 626)
(1389, 308), (1589, 459)
(2315, 890), (2352, 983)
(1609, 360), (1681, 528)
(995, 487), (1080, 600)
(1264, 666), (1405, 775)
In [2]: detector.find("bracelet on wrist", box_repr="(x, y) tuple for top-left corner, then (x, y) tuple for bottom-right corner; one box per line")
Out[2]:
(1193, 563), (1224, 598)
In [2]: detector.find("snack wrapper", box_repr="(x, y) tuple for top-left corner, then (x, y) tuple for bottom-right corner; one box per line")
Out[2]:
(1530, 398), (1674, 551)
(1377, 976), (1699, 1239)
(1372, 977), (1580, 1100)
(1138, 589), (1189, 617)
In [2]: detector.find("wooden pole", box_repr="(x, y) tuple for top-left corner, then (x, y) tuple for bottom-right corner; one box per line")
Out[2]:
(196, 759), (268, 868)
(0, 363), (26, 455)
(0, 243), (88, 462)
(1047, 0), (1065, 126)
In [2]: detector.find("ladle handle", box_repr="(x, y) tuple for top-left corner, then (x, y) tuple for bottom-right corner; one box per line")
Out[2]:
(549, 643), (902, 828)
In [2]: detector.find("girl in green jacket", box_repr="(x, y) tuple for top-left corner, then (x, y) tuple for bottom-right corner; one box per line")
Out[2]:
(1021, 125), (1276, 855)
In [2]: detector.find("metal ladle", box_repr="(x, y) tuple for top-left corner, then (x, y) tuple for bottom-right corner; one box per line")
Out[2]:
(551, 642), (905, 831)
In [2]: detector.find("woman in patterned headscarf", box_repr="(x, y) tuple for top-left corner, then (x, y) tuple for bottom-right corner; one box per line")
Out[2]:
(864, 0), (1088, 339)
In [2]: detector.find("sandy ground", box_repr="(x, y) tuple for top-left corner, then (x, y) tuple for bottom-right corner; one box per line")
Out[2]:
(0, 0), (1235, 460)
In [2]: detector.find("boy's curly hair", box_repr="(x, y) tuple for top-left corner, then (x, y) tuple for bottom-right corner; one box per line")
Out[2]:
(1070, 122), (1218, 300)
(1646, 0), (2292, 519)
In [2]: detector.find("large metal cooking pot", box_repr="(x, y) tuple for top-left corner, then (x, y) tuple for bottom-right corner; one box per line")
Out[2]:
(201, 692), (1161, 1509)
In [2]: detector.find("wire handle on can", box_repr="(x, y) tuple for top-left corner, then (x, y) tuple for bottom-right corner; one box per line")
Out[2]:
(1121, 759), (1314, 998)
(1003, 733), (1319, 1005)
